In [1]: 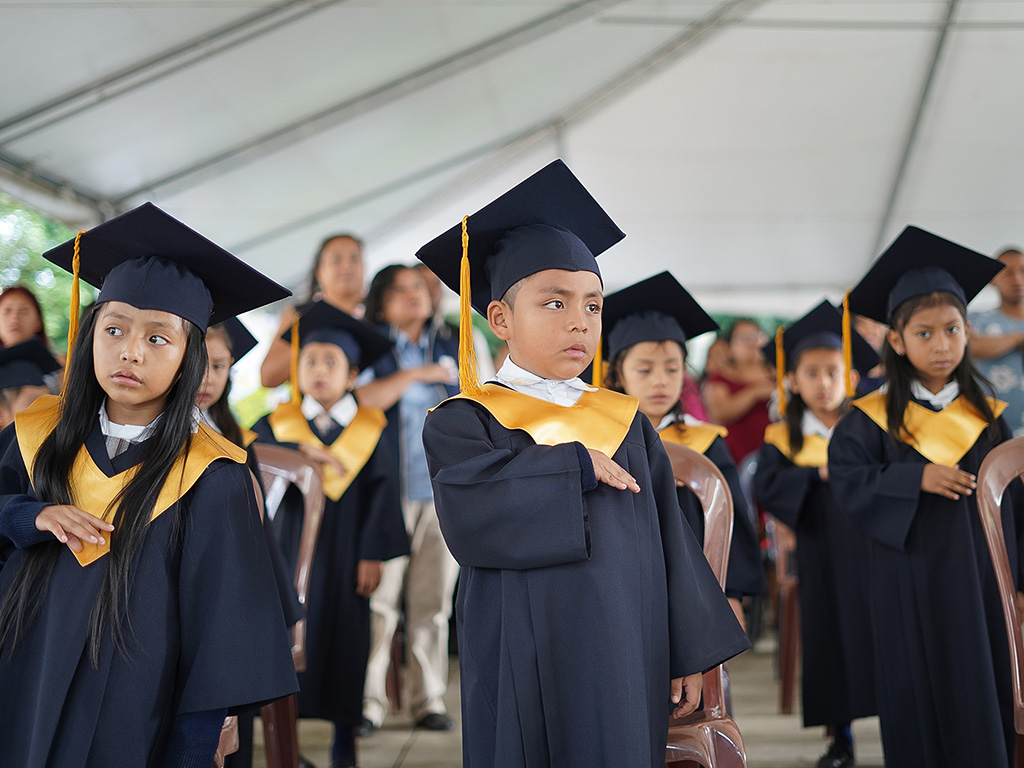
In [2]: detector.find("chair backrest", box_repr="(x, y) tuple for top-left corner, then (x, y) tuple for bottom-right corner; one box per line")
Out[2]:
(976, 437), (1024, 733)
(253, 443), (326, 672)
(662, 441), (735, 718)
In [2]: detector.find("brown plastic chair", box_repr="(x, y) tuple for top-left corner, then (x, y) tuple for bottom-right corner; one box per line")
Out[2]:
(769, 517), (799, 715)
(662, 442), (747, 768)
(976, 437), (1024, 765)
(253, 444), (326, 768)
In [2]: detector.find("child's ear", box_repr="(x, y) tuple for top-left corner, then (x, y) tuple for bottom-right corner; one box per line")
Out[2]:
(346, 366), (359, 392)
(785, 370), (798, 394)
(487, 300), (512, 341)
(886, 328), (904, 356)
(848, 369), (861, 391)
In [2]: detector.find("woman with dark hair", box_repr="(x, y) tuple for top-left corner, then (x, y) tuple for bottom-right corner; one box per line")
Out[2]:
(261, 234), (366, 388)
(702, 318), (776, 464)
(0, 205), (298, 767)
(355, 264), (461, 735)
(0, 285), (50, 350)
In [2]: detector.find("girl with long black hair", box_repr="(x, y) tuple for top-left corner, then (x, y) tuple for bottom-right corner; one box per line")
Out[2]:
(0, 204), (298, 768)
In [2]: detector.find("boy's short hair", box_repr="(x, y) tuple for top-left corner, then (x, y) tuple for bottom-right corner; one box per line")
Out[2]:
(500, 277), (527, 308)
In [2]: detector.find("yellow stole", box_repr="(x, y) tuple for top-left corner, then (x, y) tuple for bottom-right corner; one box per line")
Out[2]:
(852, 390), (1007, 466)
(265, 399), (387, 501)
(15, 395), (246, 567)
(658, 421), (728, 456)
(445, 383), (638, 457)
(240, 426), (258, 449)
(762, 421), (829, 468)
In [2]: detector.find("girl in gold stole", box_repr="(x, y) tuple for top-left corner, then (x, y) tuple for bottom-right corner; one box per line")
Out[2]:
(754, 301), (878, 768)
(600, 271), (767, 630)
(0, 203), (297, 768)
(251, 300), (408, 768)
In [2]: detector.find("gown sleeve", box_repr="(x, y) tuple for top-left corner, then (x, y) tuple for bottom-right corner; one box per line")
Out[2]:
(0, 423), (60, 554)
(827, 408), (924, 551)
(422, 399), (592, 571)
(356, 442), (410, 563)
(754, 441), (820, 530)
(705, 436), (768, 597)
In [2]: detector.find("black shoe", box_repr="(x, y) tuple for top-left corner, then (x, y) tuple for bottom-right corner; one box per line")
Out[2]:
(298, 756), (318, 768)
(356, 717), (376, 738)
(817, 739), (854, 768)
(415, 712), (454, 731)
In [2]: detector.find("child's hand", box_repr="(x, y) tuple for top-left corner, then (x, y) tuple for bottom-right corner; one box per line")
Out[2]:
(587, 449), (640, 493)
(670, 672), (704, 719)
(356, 560), (382, 597)
(298, 444), (347, 477)
(818, 464), (829, 482)
(921, 463), (976, 500)
(35, 504), (114, 553)
(416, 362), (457, 386)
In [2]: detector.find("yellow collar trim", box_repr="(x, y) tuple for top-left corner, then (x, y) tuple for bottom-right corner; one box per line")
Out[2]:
(852, 390), (1006, 465)
(15, 395), (246, 567)
(240, 426), (258, 449)
(658, 421), (727, 456)
(266, 399), (387, 501)
(762, 421), (829, 468)
(444, 383), (638, 457)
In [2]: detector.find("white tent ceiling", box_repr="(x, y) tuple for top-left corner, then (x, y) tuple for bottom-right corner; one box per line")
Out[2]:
(2, 0), (1022, 318)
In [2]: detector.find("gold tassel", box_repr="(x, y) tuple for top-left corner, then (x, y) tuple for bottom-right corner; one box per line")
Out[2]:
(61, 230), (87, 398)
(842, 291), (855, 398)
(774, 325), (787, 417)
(290, 311), (302, 404)
(591, 336), (603, 388)
(458, 215), (483, 395)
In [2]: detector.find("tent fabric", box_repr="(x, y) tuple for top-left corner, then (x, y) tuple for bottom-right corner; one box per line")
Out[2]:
(1, 0), (1022, 317)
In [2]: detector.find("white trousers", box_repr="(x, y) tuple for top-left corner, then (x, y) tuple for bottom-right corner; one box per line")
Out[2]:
(363, 499), (460, 724)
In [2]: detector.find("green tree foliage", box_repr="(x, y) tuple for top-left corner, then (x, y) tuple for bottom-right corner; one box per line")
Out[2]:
(0, 192), (96, 352)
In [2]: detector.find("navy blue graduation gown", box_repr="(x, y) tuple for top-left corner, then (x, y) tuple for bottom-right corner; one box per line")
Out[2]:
(676, 435), (767, 599)
(828, 400), (1024, 768)
(251, 414), (408, 726)
(0, 421), (298, 768)
(423, 399), (750, 768)
(754, 439), (876, 727)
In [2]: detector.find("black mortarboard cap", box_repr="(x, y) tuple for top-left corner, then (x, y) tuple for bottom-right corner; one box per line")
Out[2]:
(601, 271), (718, 362)
(848, 226), (1003, 324)
(764, 300), (878, 375)
(0, 340), (60, 390)
(280, 301), (393, 370)
(415, 159), (625, 315)
(215, 317), (258, 364)
(42, 202), (291, 332)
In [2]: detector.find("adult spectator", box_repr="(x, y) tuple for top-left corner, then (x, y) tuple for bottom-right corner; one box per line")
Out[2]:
(261, 233), (366, 388)
(969, 247), (1024, 435)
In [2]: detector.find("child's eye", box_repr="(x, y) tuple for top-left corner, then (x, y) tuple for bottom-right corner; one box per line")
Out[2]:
(213, 364), (226, 372)
(105, 327), (122, 337)
(586, 303), (601, 314)
(326, 359), (336, 367)
(149, 335), (168, 346)
(634, 368), (650, 376)
(917, 331), (930, 339)
(948, 326), (960, 334)
(544, 300), (564, 310)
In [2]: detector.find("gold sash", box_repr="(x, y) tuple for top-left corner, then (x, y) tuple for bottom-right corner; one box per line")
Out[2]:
(444, 383), (638, 457)
(658, 421), (728, 456)
(852, 390), (1006, 466)
(266, 399), (386, 501)
(240, 426), (258, 449)
(15, 395), (246, 567)
(762, 421), (829, 468)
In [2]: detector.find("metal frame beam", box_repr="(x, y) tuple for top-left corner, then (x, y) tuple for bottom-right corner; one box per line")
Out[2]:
(871, 0), (962, 257)
(113, 0), (625, 206)
(0, 0), (346, 147)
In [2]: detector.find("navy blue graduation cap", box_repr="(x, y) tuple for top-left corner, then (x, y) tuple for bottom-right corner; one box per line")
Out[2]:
(0, 339), (60, 391)
(415, 159), (624, 393)
(43, 202), (291, 334)
(848, 226), (1003, 324)
(214, 317), (258, 364)
(601, 271), (718, 363)
(280, 301), (392, 371)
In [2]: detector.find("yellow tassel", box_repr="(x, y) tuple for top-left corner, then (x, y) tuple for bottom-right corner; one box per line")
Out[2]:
(591, 336), (603, 388)
(458, 215), (483, 396)
(774, 325), (787, 417)
(61, 230), (87, 398)
(842, 291), (855, 399)
(290, 311), (301, 404)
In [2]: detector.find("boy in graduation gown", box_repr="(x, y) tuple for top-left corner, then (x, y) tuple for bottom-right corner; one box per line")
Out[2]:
(251, 300), (409, 768)
(417, 160), (750, 768)
(828, 228), (1024, 767)
(599, 271), (768, 623)
(753, 301), (878, 767)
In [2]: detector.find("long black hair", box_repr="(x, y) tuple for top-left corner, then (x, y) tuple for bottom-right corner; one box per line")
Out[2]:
(782, 346), (851, 459)
(603, 340), (689, 426)
(363, 264), (411, 326)
(306, 233), (364, 302)
(882, 291), (999, 445)
(0, 304), (208, 666)
(203, 324), (243, 449)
